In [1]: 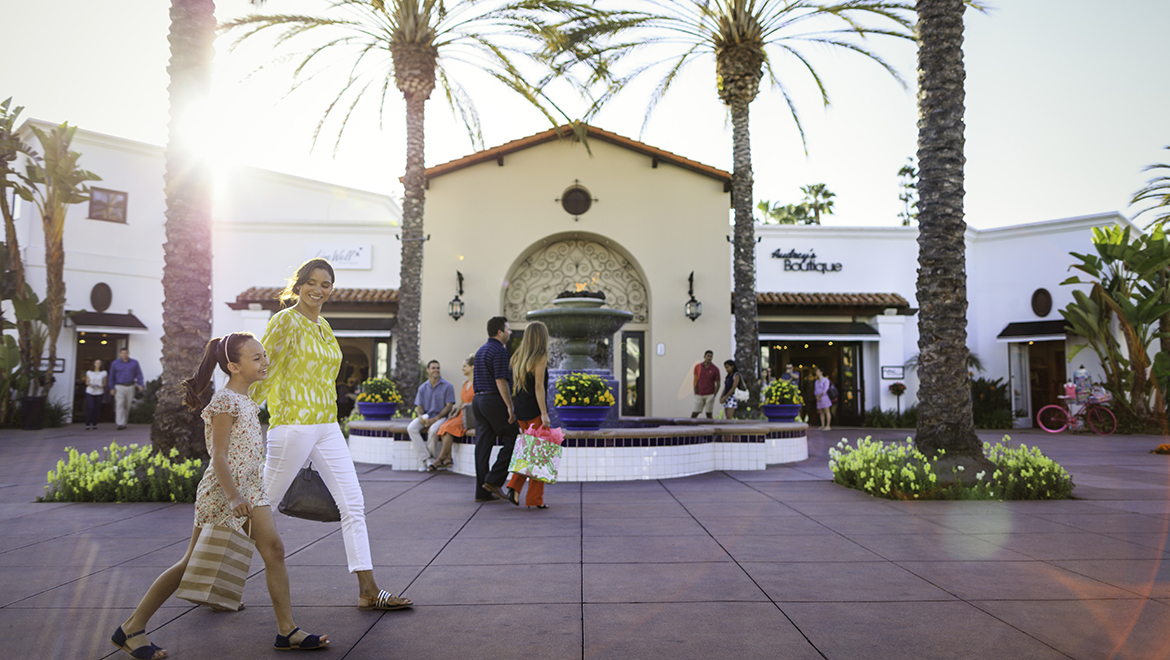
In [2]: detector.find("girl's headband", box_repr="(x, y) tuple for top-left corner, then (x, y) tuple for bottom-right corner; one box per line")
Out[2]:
(222, 333), (234, 364)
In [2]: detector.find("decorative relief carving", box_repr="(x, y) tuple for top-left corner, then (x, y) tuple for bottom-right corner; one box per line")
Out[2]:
(505, 239), (648, 323)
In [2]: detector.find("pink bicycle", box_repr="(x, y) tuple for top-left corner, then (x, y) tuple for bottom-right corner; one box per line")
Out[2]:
(1036, 396), (1117, 435)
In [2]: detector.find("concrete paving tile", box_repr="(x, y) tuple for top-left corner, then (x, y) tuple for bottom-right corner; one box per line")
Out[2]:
(582, 515), (708, 537)
(583, 562), (767, 603)
(237, 564), (423, 608)
(148, 604), (358, 656)
(582, 501), (690, 518)
(781, 500), (922, 517)
(817, 514), (954, 535)
(347, 603), (581, 659)
(744, 560), (955, 602)
(1000, 499), (1122, 513)
(877, 499), (1014, 514)
(286, 534), (450, 566)
(681, 500), (802, 518)
(720, 534), (883, 563)
(847, 533), (1031, 561)
(699, 515), (833, 537)
(1092, 500), (1170, 517)
(434, 534), (581, 565)
(363, 517), (471, 539)
(781, 601), (1068, 660)
(974, 598), (1170, 660)
(404, 563), (580, 605)
(0, 502), (70, 521)
(0, 533), (189, 568)
(973, 532), (1169, 560)
(1104, 532), (1170, 552)
(1052, 559), (1170, 598)
(898, 560), (1140, 601)
(583, 602), (823, 660)
(6, 565), (202, 609)
(663, 488), (777, 504)
(0, 534), (65, 553)
(9, 606), (140, 659)
(458, 515), (582, 538)
(1027, 512), (1170, 535)
(914, 512), (1078, 534)
(583, 534), (731, 563)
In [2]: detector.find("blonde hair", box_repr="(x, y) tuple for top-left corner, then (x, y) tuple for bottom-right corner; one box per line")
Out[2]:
(510, 321), (549, 394)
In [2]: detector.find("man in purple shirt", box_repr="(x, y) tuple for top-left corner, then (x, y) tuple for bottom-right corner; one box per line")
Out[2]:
(108, 348), (144, 429)
(472, 316), (520, 504)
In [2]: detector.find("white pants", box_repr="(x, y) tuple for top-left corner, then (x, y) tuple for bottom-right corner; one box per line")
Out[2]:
(264, 423), (372, 573)
(407, 416), (447, 464)
(114, 384), (135, 426)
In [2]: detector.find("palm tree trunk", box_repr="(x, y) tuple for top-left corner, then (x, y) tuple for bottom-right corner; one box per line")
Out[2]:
(152, 0), (215, 459)
(913, 0), (981, 457)
(729, 98), (760, 410)
(43, 236), (64, 391)
(394, 91), (426, 402)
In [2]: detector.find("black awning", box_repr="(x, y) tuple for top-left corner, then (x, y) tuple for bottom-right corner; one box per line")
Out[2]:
(997, 320), (1069, 342)
(67, 311), (149, 334)
(757, 321), (879, 340)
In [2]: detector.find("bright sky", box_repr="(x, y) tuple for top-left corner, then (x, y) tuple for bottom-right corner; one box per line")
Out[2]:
(3, 0), (1167, 230)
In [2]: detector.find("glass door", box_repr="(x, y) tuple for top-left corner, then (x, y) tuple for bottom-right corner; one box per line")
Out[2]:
(621, 331), (645, 416)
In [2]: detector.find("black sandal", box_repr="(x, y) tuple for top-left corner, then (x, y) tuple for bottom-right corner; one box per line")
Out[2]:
(111, 626), (167, 660)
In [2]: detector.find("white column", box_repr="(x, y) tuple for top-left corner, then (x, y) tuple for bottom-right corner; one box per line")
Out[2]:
(874, 312), (906, 411)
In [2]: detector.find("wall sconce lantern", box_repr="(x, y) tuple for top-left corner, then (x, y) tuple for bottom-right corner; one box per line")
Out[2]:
(448, 271), (465, 321)
(685, 271), (702, 321)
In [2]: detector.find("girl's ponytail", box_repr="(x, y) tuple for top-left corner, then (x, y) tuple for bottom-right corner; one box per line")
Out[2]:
(182, 332), (257, 411)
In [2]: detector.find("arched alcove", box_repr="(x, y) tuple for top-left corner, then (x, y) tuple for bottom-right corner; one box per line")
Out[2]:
(503, 235), (649, 323)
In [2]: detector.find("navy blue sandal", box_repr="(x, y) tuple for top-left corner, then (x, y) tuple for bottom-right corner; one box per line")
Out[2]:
(275, 627), (329, 651)
(111, 626), (167, 659)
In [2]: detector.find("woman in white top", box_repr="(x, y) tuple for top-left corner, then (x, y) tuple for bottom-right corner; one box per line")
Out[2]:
(85, 359), (107, 430)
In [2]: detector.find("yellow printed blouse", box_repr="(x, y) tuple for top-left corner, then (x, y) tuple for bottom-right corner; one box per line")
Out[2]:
(250, 307), (342, 426)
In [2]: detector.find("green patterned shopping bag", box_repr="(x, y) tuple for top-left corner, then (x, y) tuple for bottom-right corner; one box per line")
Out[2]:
(508, 425), (564, 483)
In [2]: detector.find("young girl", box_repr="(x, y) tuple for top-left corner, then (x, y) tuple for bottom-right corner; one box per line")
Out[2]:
(110, 333), (327, 659)
(505, 321), (551, 508)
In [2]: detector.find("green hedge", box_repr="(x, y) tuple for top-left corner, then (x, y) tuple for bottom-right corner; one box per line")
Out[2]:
(40, 441), (204, 503)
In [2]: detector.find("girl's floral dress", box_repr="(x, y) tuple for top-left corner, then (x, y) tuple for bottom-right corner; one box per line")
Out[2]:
(194, 388), (268, 531)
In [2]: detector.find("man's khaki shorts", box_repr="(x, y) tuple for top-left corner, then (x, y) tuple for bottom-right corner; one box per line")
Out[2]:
(693, 393), (716, 414)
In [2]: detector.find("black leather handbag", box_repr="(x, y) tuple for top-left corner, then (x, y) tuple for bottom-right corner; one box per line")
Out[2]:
(278, 465), (341, 522)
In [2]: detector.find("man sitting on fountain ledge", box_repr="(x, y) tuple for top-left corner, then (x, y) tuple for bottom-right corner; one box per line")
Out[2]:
(472, 316), (521, 504)
(407, 360), (456, 471)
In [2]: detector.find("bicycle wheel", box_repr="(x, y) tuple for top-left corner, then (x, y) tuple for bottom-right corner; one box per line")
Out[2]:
(1036, 405), (1070, 433)
(1087, 405), (1117, 435)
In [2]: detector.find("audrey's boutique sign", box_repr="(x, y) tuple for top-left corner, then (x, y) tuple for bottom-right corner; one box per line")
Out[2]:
(771, 248), (842, 274)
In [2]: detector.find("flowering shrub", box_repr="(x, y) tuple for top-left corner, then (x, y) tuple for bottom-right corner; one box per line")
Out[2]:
(554, 372), (615, 407)
(40, 442), (204, 503)
(828, 435), (1074, 500)
(888, 382), (907, 396)
(356, 377), (403, 404)
(762, 379), (803, 405)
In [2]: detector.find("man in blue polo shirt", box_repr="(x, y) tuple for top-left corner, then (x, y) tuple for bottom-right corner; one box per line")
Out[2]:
(472, 316), (520, 504)
(108, 347), (144, 429)
(407, 360), (456, 471)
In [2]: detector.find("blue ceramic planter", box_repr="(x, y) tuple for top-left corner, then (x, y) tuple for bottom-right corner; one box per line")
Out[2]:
(555, 405), (611, 430)
(357, 402), (398, 420)
(761, 403), (801, 422)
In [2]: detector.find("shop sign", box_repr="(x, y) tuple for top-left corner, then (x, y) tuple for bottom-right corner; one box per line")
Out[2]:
(770, 248), (842, 274)
(306, 244), (372, 269)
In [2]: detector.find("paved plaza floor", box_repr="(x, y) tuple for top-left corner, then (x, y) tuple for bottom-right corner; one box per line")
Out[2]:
(2, 423), (1169, 659)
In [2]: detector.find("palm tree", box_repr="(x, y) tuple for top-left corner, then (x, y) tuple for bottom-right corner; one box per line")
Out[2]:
(152, 0), (217, 459)
(570, 0), (914, 406)
(911, 0), (984, 461)
(221, 0), (617, 400)
(27, 123), (100, 393)
(1132, 146), (1170, 230)
(800, 182), (835, 224)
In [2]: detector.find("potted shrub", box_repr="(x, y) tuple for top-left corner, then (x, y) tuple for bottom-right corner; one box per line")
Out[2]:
(553, 372), (615, 430)
(355, 377), (403, 420)
(761, 379), (804, 422)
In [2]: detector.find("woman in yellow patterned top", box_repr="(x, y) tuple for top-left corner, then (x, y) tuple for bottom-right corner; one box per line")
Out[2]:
(254, 258), (412, 612)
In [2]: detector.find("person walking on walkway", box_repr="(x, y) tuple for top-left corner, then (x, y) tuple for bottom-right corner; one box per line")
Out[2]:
(253, 258), (412, 612)
(473, 316), (520, 504)
(111, 333), (327, 658)
(84, 358), (107, 430)
(506, 321), (551, 508)
(813, 367), (832, 431)
(108, 348), (143, 429)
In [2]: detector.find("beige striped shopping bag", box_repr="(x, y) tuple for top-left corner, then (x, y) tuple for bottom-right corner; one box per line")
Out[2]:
(175, 518), (254, 611)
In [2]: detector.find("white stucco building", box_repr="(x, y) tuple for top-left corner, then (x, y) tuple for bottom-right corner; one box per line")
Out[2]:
(6, 120), (1136, 427)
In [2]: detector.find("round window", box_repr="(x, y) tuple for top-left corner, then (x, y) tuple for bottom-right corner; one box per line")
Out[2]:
(1031, 288), (1052, 317)
(561, 185), (592, 216)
